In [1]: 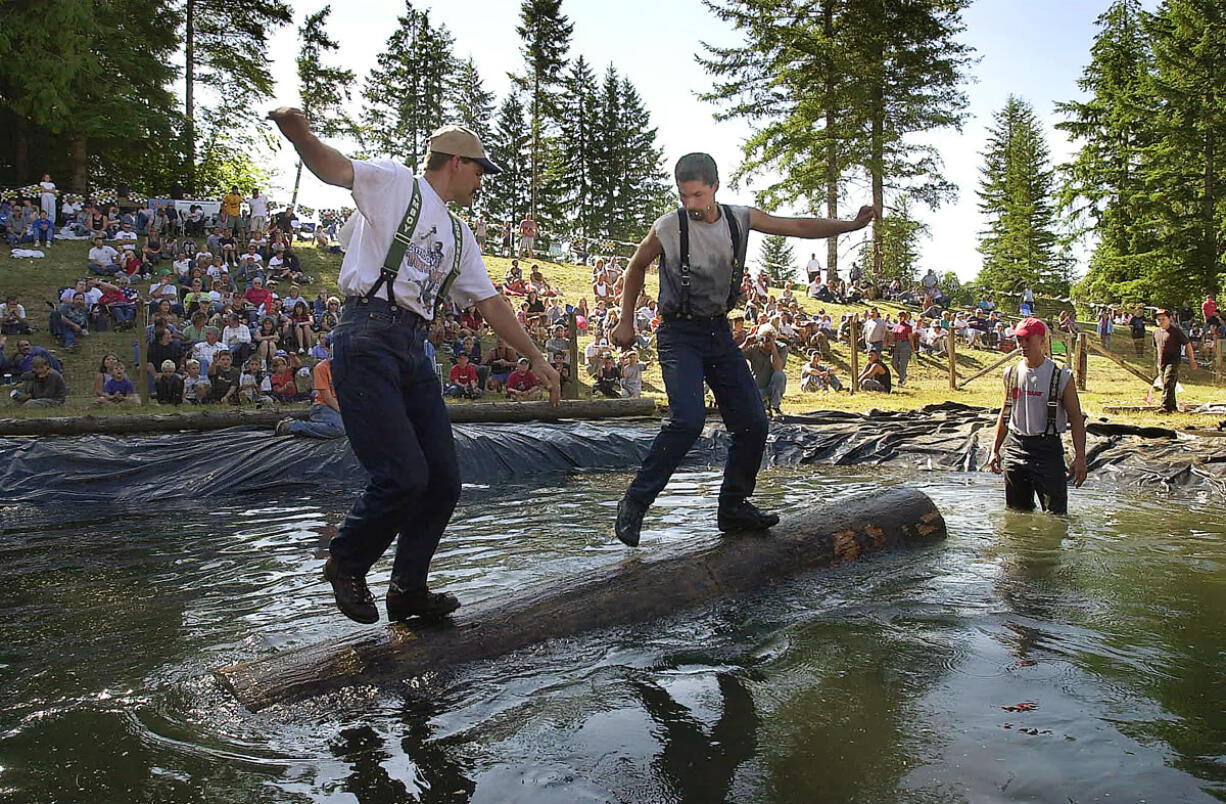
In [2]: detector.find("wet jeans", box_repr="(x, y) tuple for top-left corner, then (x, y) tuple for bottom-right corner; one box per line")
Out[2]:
(626, 317), (768, 508)
(327, 297), (460, 591)
(1002, 432), (1068, 514)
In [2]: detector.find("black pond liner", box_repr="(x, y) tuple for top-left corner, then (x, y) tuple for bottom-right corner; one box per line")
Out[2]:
(2, 402), (1224, 505)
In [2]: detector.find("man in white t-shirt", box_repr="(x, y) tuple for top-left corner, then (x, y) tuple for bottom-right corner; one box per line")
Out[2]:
(805, 252), (821, 282)
(987, 317), (1087, 514)
(249, 189), (269, 234)
(88, 237), (120, 275)
(269, 107), (560, 626)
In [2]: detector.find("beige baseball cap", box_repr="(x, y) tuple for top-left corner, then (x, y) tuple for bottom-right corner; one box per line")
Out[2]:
(426, 125), (502, 175)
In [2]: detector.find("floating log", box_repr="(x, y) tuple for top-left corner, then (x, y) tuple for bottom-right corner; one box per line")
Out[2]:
(217, 486), (946, 712)
(0, 398), (658, 437)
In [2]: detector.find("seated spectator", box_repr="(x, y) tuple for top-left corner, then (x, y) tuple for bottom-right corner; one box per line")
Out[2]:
(276, 356), (344, 438)
(252, 316), (281, 366)
(858, 347), (892, 392)
(445, 351), (482, 399)
(143, 231), (163, 264)
(153, 360), (184, 405)
(505, 357), (542, 401)
(221, 312), (253, 364)
(544, 324), (570, 364)
(288, 300), (313, 352)
(96, 362), (141, 406)
(743, 327), (787, 417)
(484, 338), (518, 393)
(112, 222), (138, 244)
(594, 353), (622, 398)
(801, 352), (843, 392)
(32, 210), (54, 247)
(10, 354), (67, 406)
(191, 327), (225, 375)
(91, 353), (119, 400)
(50, 292), (90, 349)
(207, 349), (241, 404)
(88, 236), (120, 275)
(1, 295), (32, 335)
(266, 354), (303, 403)
(182, 359), (209, 403)
(620, 350), (647, 398)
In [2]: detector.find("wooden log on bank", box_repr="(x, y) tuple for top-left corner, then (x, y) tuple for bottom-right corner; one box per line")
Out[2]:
(217, 486), (946, 712)
(0, 398), (658, 437)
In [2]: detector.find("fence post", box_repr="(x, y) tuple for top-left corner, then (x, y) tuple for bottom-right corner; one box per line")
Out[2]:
(1075, 332), (1088, 391)
(136, 297), (149, 395)
(947, 327), (957, 390)
(566, 311), (579, 400)
(849, 318), (860, 394)
(1215, 335), (1223, 386)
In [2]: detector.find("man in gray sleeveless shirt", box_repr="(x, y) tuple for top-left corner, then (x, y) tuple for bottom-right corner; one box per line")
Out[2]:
(987, 317), (1088, 514)
(610, 153), (874, 546)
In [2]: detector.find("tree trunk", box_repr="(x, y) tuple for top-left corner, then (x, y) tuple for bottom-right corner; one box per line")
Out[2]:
(824, 0), (839, 282)
(185, 0), (196, 194)
(1203, 127), (1216, 294)
(70, 133), (88, 192)
(871, 102), (885, 282)
(291, 159), (304, 209)
(217, 486), (947, 711)
(14, 116), (29, 183)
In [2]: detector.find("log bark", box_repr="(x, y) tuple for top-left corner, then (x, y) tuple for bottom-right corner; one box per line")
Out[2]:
(0, 398), (658, 437)
(217, 487), (946, 712)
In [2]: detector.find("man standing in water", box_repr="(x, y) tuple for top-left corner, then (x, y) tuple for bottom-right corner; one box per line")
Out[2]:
(988, 318), (1087, 514)
(610, 152), (873, 546)
(268, 108), (560, 624)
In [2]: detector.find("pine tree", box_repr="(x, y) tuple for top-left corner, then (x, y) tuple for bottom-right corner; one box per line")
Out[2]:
(857, 197), (928, 284)
(557, 56), (601, 241)
(485, 92), (533, 237)
(699, 0), (973, 279)
(360, 2), (456, 167)
(1056, 0), (1158, 303)
(759, 235), (798, 285)
(976, 96), (1067, 295)
(450, 57), (495, 143)
(1140, 0), (1226, 301)
(292, 5), (356, 207)
(178, 0), (293, 192)
(514, 0), (573, 220)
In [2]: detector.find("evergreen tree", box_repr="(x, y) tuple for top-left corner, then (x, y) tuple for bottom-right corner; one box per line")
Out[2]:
(1140, 0), (1226, 301)
(450, 57), (495, 143)
(590, 66), (671, 246)
(760, 235), (798, 284)
(292, 5), (356, 207)
(1056, 0), (1159, 303)
(514, 0), (574, 220)
(699, 0), (973, 279)
(857, 197), (927, 284)
(360, 2), (456, 167)
(178, 0), (293, 192)
(485, 92), (533, 237)
(976, 96), (1068, 295)
(557, 56), (601, 241)
(0, 0), (179, 191)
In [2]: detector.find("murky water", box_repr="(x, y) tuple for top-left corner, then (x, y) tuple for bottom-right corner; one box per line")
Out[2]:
(1, 459), (1224, 803)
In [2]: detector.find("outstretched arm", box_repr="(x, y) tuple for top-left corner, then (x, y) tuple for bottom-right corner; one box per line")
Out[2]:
(267, 107), (354, 189)
(749, 205), (875, 239)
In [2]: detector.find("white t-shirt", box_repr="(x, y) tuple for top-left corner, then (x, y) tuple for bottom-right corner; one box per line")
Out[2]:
(174, 258), (192, 277)
(40, 181), (56, 198)
(861, 317), (886, 345)
(806, 257), (821, 274)
(222, 324), (251, 346)
(1007, 358), (1072, 436)
(114, 230), (138, 242)
(268, 254), (285, 269)
(89, 245), (118, 266)
(61, 287), (103, 305)
(339, 159), (496, 319)
(244, 251), (264, 264)
(249, 195), (268, 217)
(0, 303), (27, 319)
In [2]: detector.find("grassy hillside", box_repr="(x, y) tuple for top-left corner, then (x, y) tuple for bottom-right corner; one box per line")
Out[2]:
(3, 238), (1222, 430)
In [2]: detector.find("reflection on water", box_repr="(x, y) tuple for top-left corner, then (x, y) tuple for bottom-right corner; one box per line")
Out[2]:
(0, 464), (1223, 802)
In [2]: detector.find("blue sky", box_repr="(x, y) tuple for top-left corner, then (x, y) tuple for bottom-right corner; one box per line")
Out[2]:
(261, 0), (1130, 281)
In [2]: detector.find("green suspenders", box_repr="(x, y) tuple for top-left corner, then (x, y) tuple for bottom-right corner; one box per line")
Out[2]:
(367, 177), (464, 312)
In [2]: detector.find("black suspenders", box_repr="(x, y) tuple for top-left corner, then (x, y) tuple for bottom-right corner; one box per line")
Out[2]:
(1043, 361), (1062, 436)
(673, 205), (742, 318)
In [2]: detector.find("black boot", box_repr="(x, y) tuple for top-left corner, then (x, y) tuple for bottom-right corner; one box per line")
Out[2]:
(615, 495), (648, 547)
(323, 556), (379, 624)
(717, 498), (780, 532)
(386, 581), (461, 622)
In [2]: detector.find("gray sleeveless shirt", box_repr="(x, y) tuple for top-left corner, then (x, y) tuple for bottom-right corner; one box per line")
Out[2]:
(654, 205), (751, 318)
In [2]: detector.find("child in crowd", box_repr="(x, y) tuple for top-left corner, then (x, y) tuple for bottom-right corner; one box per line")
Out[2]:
(97, 362), (141, 405)
(154, 359), (184, 404)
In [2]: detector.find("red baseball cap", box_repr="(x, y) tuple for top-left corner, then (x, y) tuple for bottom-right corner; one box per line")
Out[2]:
(1014, 317), (1047, 338)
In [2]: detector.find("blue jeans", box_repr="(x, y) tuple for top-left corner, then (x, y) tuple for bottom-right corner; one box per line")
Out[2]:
(758, 370), (786, 409)
(49, 311), (78, 348)
(626, 318), (768, 507)
(327, 297), (461, 591)
(290, 404), (345, 438)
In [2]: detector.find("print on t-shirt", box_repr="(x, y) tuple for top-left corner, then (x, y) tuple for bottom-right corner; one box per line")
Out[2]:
(405, 231), (449, 312)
